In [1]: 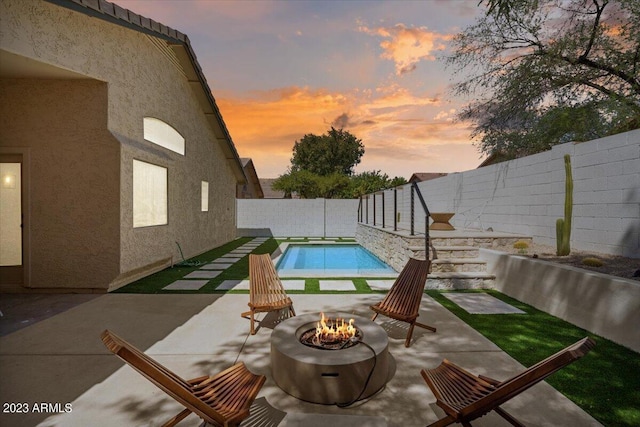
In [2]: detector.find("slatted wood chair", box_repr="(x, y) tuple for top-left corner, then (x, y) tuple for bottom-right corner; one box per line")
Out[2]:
(370, 257), (435, 347)
(421, 337), (596, 427)
(241, 253), (296, 335)
(101, 330), (265, 427)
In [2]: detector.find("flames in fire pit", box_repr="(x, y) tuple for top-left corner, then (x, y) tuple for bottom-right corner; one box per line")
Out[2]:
(300, 312), (362, 350)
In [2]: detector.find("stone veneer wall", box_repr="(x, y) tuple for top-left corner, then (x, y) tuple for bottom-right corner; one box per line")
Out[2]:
(355, 223), (415, 272)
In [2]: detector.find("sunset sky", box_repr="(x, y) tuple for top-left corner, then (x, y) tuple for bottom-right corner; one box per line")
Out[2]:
(115, 0), (486, 179)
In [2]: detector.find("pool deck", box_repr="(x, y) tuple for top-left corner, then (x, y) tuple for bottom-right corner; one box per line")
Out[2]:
(0, 293), (601, 427)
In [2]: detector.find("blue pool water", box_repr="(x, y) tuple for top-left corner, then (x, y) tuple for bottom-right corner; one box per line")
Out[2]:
(276, 244), (396, 277)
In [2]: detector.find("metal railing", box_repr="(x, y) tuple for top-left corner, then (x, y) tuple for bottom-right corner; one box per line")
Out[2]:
(410, 182), (431, 259)
(358, 182), (433, 260)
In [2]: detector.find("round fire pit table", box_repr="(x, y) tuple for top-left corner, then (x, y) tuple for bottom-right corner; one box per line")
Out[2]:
(271, 312), (390, 405)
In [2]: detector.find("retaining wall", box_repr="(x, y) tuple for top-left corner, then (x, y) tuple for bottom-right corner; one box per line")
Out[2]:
(237, 198), (359, 237)
(362, 130), (639, 257)
(482, 249), (640, 352)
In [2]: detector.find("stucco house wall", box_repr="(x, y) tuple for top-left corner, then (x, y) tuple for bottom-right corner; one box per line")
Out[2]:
(0, 80), (121, 289)
(0, 0), (242, 291)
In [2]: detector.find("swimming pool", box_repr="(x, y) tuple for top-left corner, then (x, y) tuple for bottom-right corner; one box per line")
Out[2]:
(276, 244), (397, 277)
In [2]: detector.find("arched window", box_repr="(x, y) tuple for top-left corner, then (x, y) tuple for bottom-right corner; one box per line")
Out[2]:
(143, 117), (185, 155)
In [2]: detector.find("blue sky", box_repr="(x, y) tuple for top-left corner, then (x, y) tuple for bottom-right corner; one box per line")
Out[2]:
(115, 0), (485, 179)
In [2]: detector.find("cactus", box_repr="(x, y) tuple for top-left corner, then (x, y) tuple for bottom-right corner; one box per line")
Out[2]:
(556, 154), (573, 256)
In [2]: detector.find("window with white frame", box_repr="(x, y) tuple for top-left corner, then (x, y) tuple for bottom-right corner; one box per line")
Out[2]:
(201, 181), (209, 212)
(133, 159), (168, 227)
(143, 117), (185, 155)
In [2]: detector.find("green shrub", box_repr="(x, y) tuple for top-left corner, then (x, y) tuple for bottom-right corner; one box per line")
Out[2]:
(582, 257), (604, 267)
(513, 240), (530, 254)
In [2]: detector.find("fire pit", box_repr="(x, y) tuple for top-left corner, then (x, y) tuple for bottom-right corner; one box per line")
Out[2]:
(271, 312), (390, 405)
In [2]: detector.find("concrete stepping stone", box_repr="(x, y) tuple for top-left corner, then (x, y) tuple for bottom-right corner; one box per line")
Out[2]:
(282, 280), (306, 290)
(217, 280), (250, 290)
(162, 280), (209, 291)
(367, 279), (396, 291)
(319, 280), (356, 291)
(443, 293), (526, 314)
(183, 270), (222, 279)
(214, 256), (243, 262)
(201, 263), (233, 270)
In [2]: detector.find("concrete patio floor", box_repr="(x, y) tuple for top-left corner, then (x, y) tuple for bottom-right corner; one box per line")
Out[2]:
(0, 293), (601, 427)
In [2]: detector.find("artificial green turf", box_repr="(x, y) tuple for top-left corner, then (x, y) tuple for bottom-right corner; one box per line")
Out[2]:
(427, 289), (640, 427)
(115, 240), (639, 425)
(114, 237), (275, 293)
(114, 237), (372, 294)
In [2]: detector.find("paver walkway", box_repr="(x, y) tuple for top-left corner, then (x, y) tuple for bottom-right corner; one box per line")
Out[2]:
(162, 237), (269, 291)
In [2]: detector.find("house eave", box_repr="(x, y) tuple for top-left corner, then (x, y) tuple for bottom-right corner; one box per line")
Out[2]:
(45, 0), (247, 184)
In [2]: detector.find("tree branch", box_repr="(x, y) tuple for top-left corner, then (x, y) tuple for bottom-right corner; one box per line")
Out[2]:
(581, 0), (607, 59)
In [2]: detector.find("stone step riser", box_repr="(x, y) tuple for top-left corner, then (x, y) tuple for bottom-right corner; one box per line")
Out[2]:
(404, 236), (532, 250)
(411, 249), (480, 259)
(431, 262), (487, 273)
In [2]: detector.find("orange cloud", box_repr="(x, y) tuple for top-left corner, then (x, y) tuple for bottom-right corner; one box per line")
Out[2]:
(217, 85), (477, 179)
(359, 23), (453, 75)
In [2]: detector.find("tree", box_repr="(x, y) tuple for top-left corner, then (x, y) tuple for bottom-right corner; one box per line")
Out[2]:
(449, 0), (640, 158)
(272, 169), (407, 199)
(291, 127), (365, 176)
(274, 127), (406, 198)
(334, 171), (407, 199)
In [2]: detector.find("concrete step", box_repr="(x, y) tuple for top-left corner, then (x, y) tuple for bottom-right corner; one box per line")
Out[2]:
(431, 258), (487, 273)
(400, 233), (532, 251)
(426, 272), (496, 290)
(409, 245), (480, 259)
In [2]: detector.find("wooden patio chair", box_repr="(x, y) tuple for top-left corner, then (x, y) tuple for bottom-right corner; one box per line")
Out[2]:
(241, 253), (296, 335)
(421, 336), (596, 427)
(101, 330), (265, 427)
(370, 257), (435, 347)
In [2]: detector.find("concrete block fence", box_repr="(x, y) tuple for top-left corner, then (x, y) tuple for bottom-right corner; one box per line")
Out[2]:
(237, 198), (359, 237)
(362, 130), (639, 257)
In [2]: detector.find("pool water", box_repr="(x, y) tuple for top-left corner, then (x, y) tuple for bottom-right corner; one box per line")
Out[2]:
(276, 244), (397, 277)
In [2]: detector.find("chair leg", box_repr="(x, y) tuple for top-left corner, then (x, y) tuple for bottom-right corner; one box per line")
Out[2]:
(371, 312), (379, 321)
(406, 321), (437, 347)
(415, 321), (437, 333)
(494, 406), (525, 427)
(250, 310), (256, 335)
(289, 305), (296, 317)
(405, 323), (416, 347)
(240, 310), (257, 335)
(161, 408), (192, 427)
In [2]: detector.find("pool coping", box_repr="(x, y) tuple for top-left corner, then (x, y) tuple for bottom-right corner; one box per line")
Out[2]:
(274, 241), (399, 278)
